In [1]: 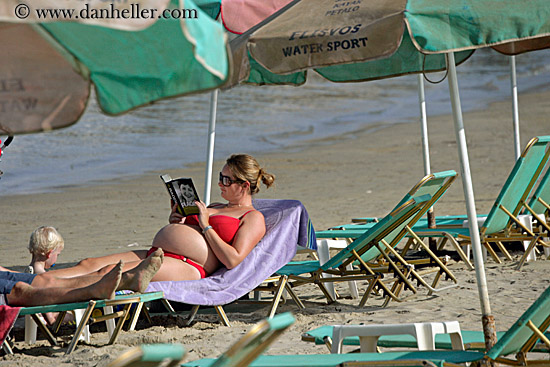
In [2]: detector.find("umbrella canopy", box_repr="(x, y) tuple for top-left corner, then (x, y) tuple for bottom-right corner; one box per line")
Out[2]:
(223, 0), (550, 353)
(0, 0), (229, 135)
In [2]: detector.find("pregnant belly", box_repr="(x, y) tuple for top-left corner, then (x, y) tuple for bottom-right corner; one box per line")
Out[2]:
(152, 224), (212, 266)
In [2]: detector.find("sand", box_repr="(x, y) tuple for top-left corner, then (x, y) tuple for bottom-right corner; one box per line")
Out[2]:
(1, 89), (550, 366)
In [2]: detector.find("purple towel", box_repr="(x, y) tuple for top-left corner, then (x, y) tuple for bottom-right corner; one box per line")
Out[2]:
(146, 199), (316, 305)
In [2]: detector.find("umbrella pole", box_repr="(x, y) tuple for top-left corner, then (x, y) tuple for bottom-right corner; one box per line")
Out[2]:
(204, 89), (219, 205)
(510, 55), (521, 160)
(417, 75), (437, 252)
(446, 52), (497, 356)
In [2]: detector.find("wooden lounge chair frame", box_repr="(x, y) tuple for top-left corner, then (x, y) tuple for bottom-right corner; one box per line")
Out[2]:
(414, 136), (550, 266)
(12, 291), (163, 354)
(260, 195), (434, 316)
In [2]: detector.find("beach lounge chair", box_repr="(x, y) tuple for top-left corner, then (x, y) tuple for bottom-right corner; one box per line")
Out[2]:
(308, 171), (459, 301)
(146, 199), (316, 326)
(107, 343), (186, 367)
(336, 136), (550, 267)
(261, 193), (454, 316)
(302, 324), (550, 354)
(213, 285), (550, 367)
(414, 136), (550, 265)
(182, 312), (295, 367)
(7, 291), (164, 354)
(315, 171), (472, 268)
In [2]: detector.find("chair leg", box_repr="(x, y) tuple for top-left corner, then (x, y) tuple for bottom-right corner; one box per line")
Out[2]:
(108, 304), (131, 345)
(284, 283), (305, 310)
(184, 305), (200, 326)
(358, 274), (382, 307)
(493, 241), (513, 261)
(127, 302), (144, 331)
(484, 243), (502, 263)
(66, 301), (96, 354)
(161, 299), (175, 313)
(516, 237), (539, 270)
(214, 306), (230, 327)
(2, 339), (13, 355)
(30, 314), (57, 346)
(268, 276), (288, 318)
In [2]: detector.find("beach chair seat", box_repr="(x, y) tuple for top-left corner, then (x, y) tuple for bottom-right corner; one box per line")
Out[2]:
(261, 193), (457, 316)
(303, 326), (550, 353)
(107, 343), (186, 367)
(12, 291), (163, 354)
(146, 200), (316, 326)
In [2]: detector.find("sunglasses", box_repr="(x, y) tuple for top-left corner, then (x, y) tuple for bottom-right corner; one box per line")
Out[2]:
(219, 172), (244, 187)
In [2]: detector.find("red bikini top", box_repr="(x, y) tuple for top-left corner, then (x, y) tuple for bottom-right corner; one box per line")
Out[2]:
(185, 211), (254, 244)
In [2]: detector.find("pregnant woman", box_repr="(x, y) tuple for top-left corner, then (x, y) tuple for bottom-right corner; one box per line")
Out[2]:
(47, 154), (275, 281)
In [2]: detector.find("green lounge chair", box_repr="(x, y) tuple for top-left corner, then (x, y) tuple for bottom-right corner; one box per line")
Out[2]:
(207, 285), (550, 367)
(15, 291), (164, 354)
(107, 343), (186, 367)
(182, 312), (295, 367)
(302, 325), (549, 354)
(315, 171), (472, 268)
(333, 136), (550, 266)
(261, 193), (453, 316)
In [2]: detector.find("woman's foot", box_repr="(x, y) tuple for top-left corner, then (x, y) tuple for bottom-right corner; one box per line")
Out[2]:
(119, 249), (164, 293)
(93, 261), (123, 299)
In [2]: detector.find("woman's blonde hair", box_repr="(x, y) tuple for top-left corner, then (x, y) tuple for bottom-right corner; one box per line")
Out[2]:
(28, 226), (64, 256)
(226, 154), (275, 195)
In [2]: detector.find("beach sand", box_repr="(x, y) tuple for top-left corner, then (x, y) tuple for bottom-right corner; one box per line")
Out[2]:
(1, 90), (550, 366)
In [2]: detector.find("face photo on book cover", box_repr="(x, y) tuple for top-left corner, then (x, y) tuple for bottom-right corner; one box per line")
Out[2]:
(179, 183), (196, 206)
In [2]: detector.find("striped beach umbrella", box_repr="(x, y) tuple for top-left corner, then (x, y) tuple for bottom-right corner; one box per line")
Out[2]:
(0, 0), (229, 135)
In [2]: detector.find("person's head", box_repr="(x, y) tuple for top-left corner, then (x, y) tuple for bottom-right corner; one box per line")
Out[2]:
(179, 183), (195, 202)
(28, 226), (64, 268)
(219, 154), (275, 199)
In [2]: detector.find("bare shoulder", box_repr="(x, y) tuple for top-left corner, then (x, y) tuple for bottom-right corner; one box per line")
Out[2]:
(243, 209), (265, 224)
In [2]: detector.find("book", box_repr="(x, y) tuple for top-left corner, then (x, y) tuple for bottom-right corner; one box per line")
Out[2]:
(160, 174), (200, 216)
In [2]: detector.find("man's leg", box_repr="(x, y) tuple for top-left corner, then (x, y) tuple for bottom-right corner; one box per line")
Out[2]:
(6, 262), (123, 307)
(30, 248), (163, 293)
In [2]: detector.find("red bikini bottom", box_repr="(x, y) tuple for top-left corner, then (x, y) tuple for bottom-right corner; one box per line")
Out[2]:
(147, 247), (206, 279)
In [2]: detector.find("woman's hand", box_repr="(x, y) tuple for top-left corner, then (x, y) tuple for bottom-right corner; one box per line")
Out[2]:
(195, 200), (210, 229)
(169, 203), (185, 224)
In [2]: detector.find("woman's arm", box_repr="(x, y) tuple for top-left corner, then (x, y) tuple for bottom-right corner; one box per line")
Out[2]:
(205, 211), (266, 269)
(195, 201), (266, 269)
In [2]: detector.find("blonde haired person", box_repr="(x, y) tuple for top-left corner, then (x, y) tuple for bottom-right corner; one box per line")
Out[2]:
(45, 154), (275, 283)
(27, 226), (65, 274)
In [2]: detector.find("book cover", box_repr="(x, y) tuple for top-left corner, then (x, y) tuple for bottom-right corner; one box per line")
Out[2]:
(160, 174), (200, 216)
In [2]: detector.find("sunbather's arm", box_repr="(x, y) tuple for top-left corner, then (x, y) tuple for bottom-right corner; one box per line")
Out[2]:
(195, 201), (266, 269)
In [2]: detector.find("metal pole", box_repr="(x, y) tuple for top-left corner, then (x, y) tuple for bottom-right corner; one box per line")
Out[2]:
(446, 52), (497, 355)
(418, 74), (437, 250)
(418, 74), (431, 177)
(511, 55), (521, 160)
(204, 89), (219, 205)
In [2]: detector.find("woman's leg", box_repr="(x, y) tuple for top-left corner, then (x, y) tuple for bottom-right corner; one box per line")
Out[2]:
(47, 250), (148, 278)
(32, 249), (164, 293)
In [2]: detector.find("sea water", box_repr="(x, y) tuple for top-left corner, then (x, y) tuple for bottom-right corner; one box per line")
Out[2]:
(1, 48), (550, 196)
